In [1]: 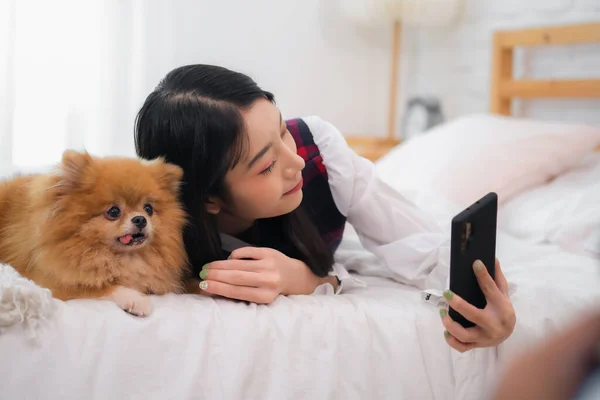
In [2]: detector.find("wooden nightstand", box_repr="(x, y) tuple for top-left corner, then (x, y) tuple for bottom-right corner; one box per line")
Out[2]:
(345, 137), (401, 162)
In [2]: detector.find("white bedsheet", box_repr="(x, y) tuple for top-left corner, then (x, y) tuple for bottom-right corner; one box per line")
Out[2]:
(1, 225), (599, 400)
(3, 115), (600, 398)
(2, 150), (600, 399)
(1, 270), (455, 400)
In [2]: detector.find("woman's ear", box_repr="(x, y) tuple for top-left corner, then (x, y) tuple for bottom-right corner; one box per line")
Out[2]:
(205, 196), (223, 215)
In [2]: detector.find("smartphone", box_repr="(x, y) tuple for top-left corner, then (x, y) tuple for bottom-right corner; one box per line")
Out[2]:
(449, 192), (498, 328)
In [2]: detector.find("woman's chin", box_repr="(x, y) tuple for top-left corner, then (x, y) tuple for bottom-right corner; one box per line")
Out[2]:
(287, 190), (303, 209)
(275, 191), (303, 216)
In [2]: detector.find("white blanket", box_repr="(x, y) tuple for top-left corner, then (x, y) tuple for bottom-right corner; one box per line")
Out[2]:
(0, 274), (452, 399)
(3, 151), (600, 399)
(1, 227), (599, 400)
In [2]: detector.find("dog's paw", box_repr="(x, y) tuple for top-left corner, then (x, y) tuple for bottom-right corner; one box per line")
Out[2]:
(121, 295), (152, 317)
(106, 286), (153, 317)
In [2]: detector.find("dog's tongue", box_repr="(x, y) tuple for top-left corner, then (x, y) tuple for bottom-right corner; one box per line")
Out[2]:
(119, 234), (133, 245)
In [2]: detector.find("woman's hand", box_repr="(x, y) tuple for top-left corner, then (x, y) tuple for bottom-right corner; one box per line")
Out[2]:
(492, 309), (600, 400)
(440, 258), (516, 352)
(196, 247), (335, 304)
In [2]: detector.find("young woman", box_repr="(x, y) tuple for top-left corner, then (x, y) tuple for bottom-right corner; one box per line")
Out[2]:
(134, 64), (515, 352)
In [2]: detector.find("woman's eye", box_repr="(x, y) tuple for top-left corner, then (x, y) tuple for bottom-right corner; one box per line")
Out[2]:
(260, 160), (277, 175)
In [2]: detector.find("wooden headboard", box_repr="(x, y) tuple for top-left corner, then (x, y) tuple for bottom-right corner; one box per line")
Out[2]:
(347, 22), (600, 161)
(490, 22), (600, 115)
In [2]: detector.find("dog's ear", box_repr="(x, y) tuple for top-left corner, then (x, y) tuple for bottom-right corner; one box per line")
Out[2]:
(153, 158), (184, 194)
(57, 150), (93, 191)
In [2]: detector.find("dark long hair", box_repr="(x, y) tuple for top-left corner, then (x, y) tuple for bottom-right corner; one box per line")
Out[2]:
(134, 64), (333, 278)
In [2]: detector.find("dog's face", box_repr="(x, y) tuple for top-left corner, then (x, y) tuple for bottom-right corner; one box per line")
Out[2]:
(46, 151), (186, 255)
(101, 196), (155, 252)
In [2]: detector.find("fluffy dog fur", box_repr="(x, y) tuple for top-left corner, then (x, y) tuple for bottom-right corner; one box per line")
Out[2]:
(0, 150), (189, 317)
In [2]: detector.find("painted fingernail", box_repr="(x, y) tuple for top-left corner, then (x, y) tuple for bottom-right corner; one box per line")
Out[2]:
(444, 330), (451, 339)
(474, 260), (484, 271)
(439, 309), (447, 318)
(198, 265), (209, 278)
(199, 281), (208, 290)
(443, 290), (453, 301)
(199, 270), (208, 280)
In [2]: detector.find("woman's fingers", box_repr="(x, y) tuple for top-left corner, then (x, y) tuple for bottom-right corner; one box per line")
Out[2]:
(203, 269), (279, 289)
(473, 259), (505, 306)
(494, 258), (509, 296)
(440, 257), (516, 352)
(440, 309), (482, 344)
(229, 246), (270, 260)
(474, 259), (516, 330)
(443, 290), (489, 327)
(198, 280), (277, 304)
(184, 279), (216, 297)
(444, 331), (477, 353)
(207, 259), (262, 272)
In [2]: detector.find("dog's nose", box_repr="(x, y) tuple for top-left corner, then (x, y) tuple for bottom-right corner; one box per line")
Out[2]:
(131, 216), (147, 229)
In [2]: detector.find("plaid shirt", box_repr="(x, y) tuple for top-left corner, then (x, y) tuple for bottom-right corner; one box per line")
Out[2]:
(286, 118), (347, 254)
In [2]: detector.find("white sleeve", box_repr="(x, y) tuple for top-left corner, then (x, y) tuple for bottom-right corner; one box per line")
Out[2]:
(303, 116), (450, 292)
(311, 262), (366, 296)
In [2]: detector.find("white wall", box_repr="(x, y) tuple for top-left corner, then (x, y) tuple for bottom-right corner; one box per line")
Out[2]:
(8, 0), (599, 171)
(3, 0), (401, 175)
(146, 0), (600, 138)
(401, 0), (600, 128)
(138, 0), (395, 138)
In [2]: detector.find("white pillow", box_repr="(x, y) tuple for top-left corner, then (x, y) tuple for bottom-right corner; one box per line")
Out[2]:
(375, 113), (600, 207)
(498, 153), (600, 258)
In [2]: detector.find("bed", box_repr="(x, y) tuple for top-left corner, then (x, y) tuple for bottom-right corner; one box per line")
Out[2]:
(2, 23), (600, 400)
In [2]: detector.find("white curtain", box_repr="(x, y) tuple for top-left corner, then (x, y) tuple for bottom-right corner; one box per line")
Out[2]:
(0, 0), (176, 177)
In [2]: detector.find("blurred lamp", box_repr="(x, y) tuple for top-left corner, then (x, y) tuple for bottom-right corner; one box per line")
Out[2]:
(339, 0), (463, 161)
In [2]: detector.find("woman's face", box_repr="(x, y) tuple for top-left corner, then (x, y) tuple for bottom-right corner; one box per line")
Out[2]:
(208, 99), (305, 230)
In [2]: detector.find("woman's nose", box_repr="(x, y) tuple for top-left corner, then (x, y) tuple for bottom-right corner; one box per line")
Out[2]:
(283, 150), (305, 179)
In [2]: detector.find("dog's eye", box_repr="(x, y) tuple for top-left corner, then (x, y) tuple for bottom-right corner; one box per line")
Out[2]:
(105, 206), (121, 220)
(143, 204), (153, 216)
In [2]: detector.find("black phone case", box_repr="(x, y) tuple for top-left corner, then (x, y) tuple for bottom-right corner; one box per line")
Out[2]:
(449, 192), (497, 328)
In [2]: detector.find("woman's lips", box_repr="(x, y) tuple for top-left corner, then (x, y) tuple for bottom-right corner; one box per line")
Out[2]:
(284, 179), (303, 195)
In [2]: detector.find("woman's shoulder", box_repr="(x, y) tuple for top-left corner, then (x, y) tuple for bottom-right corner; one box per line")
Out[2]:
(286, 115), (350, 162)
(298, 116), (346, 147)
(286, 116), (350, 160)
(289, 116), (356, 215)
(299, 116), (353, 167)
(286, 115), (342, 140)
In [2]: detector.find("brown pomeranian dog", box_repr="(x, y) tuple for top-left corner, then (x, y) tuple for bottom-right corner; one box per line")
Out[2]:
(0, 150), (189, 317)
